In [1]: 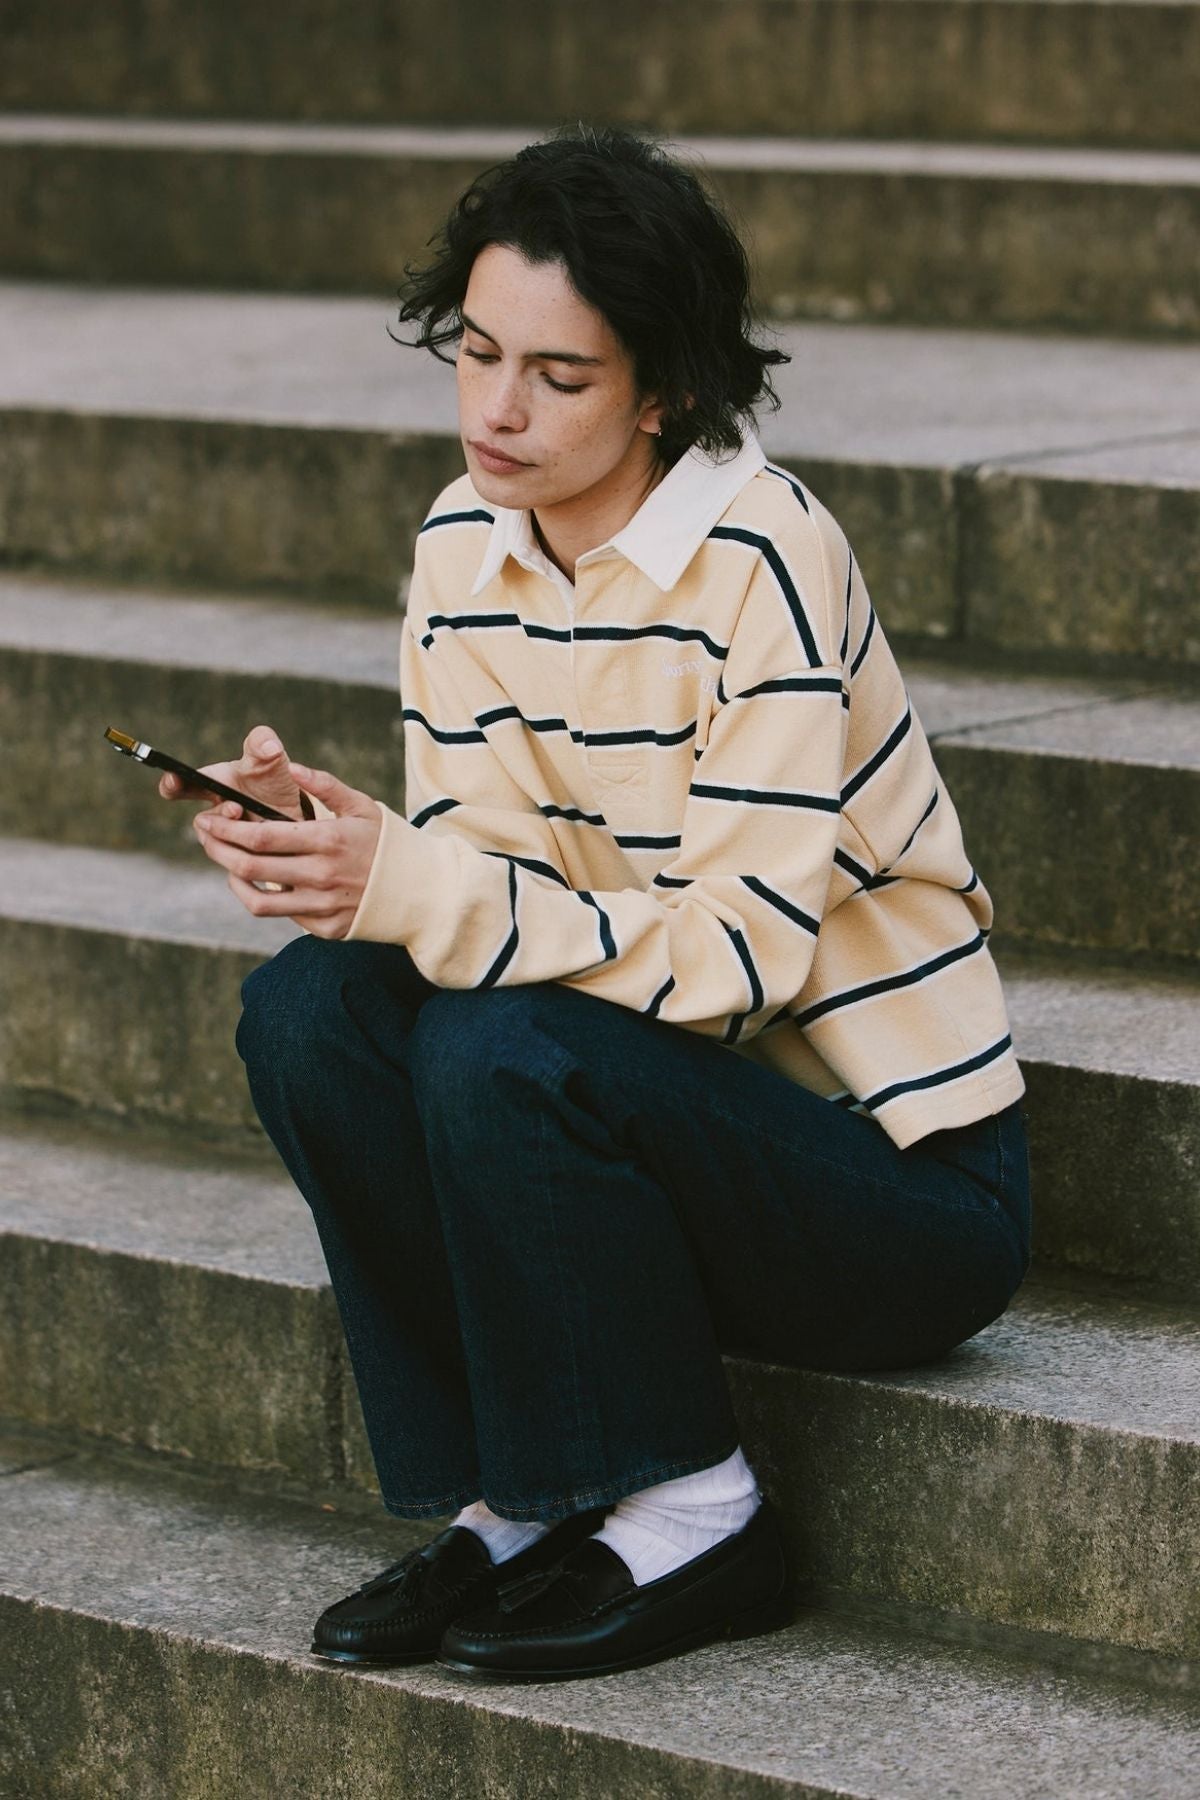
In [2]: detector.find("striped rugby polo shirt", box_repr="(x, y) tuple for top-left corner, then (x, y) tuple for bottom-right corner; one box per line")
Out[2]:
(345, 432), (1026, 1150)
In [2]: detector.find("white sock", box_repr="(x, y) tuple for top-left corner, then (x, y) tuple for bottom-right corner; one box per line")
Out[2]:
(591, 1446), (761, 1586)
(450, 1499), (552, 1565)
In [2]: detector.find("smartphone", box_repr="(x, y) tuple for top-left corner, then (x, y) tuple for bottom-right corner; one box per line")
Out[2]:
(103, 727), (294, 822)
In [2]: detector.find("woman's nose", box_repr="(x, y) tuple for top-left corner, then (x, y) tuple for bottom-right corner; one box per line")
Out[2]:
(481, 369), (528, 434)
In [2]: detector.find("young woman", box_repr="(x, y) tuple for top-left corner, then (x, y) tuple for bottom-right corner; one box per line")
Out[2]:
(166, 126), (1031, 1683)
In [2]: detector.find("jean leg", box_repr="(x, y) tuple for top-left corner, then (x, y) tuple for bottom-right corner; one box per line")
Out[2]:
(408, 986), (743, 1523)
(236, 935), (483, 1516)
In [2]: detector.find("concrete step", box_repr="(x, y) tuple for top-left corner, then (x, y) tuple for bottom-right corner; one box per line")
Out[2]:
(0, 840), (1197, 1286)
(2, 1115), (1199, 1662)
(5, 0), (1200, 151)
(4, 282), (1200, 666)
(2, 579), (1196, 961)
(2, 119), (1199, 335)
(3, 1436), (1197, 1800)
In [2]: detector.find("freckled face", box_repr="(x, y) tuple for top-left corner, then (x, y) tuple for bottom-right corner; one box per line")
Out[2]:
(456, 243), (663, 511)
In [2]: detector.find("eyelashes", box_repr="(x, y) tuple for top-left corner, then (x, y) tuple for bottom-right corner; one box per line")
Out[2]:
(460, 347), (587, 395)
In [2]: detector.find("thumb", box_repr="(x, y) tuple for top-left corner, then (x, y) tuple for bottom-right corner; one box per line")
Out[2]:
(289, 762), (377, 819)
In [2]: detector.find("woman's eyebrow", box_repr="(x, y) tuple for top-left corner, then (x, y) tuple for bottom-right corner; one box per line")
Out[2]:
(461, 312), (605, 367)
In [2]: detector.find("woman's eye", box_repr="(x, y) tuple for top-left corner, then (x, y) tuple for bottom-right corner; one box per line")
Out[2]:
(543, 374), (586, 394)
(462, 346), (498, 364)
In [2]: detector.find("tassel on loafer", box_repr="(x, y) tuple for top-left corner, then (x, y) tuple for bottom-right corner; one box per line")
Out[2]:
(437, 1496), (791, 1682)
(311, 1504), (609, 1666)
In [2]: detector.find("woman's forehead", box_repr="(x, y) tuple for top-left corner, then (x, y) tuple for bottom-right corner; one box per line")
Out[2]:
(463, 246), (619, 360)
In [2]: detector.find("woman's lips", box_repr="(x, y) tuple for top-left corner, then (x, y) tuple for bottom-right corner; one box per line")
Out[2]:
(470, 441), (531, 474)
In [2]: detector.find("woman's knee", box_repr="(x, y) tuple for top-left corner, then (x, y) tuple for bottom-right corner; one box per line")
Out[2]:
(408, 984), (571, 1136)
(236, 936), (415, 1082)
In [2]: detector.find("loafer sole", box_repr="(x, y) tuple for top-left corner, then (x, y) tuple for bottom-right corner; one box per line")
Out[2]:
(310, 1640), (439, 1666)
(435, 1588), (792, 1683)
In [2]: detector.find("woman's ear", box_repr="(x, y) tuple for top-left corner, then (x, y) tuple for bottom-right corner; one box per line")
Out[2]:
(638, 397), (667, 438)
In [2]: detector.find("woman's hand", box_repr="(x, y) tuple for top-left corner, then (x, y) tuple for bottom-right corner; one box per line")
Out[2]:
(193, 763), (382, 939)
(158, 724), (307, 821)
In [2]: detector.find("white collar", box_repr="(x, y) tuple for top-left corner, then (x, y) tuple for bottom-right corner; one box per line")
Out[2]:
(469, 432), (767, 598)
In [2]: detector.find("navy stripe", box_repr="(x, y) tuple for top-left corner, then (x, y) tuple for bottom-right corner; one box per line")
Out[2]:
(741, 876), (820, 936)
(880, 788), (939, 874)
(958, 870), (980, 895)
(839, 550), (853, 665)
(833, 847), (896, 894)
(841, 705), (912, 804)
(794, 932), (987, 1029)
(849, 606), (876, 678)
(421, 611), (572, 649)
(651, 872), (693, 889)
(863, 1035), (1013, 1113)
(574, 622), (729, 660)
(578, 890), (617, 961)
(614, 832), (682, 850)
(586, 720), (698, 749)
(483, 850), (570, 889)
(402, 708), (486, 744)
(708, 526), (823, 667)
(731, 675), (844, 702)
(720, 922), (764, 1044)
(645, 973), (675, 1019)
(418, 508), (494, 534)
(541, 803), (607, 826)
(477, 862), (519, 989)
(692, 782), (840, 813)
(410, 796), (459, 829)
(763, 463), (811, 513)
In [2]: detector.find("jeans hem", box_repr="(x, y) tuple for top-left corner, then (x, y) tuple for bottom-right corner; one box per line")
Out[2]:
(381, 1489), (481, 1521)
(476, 1440), (744, 1523)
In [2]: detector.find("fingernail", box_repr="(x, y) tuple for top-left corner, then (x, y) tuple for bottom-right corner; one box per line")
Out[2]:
(261, 737), (283, 757)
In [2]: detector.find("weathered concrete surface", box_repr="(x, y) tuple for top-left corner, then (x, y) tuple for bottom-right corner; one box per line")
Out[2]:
(2, 1439), (1200, 1800)
(933, 689), (1200, 960)
(0, 840), (294, 1132)
(4, 0), (1200, 149)
(1001, 952), (1200, 1292)
(4, 284), (1199, 655)
(2, 121), (1199, 332)
(0, 580), (403, 855)
(0, 1115), (341, 1481)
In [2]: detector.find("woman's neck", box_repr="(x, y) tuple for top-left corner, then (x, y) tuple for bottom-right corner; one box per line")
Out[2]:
(532, 446), (667, 582)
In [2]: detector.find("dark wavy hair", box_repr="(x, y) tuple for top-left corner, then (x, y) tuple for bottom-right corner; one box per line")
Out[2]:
(391, 125), (788, 464)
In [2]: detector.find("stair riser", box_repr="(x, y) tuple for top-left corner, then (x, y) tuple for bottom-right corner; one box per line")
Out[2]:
(6, 415), (1200, 668)
(2, 1230), (1196, 1656)
(0, 1237), (343, 1487)
(730, 1361), (1200, 1660)
(0, 1601), (784, 1800)
(0, 648), (402, 860)
(5, 0), (1199, 148)
(0, 920), (265, 1134)
(3, 141), (1198, 335)
(1024, 1063), (1200, 1293)
(0, 410), (466, 609)
(936, 743), (1198, 963)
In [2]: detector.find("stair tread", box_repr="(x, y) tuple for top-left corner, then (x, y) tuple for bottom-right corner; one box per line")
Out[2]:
(4, 114), (1200, 186)
(3, 1109), (1197, 1442)
(2, 1430), (1197, 1799)
(3, 279), (1200, 475)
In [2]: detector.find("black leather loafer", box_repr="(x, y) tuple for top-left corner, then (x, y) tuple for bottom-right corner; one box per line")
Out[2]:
(436, 1498), (790, 1681)
(311, 1505), (609, 1666)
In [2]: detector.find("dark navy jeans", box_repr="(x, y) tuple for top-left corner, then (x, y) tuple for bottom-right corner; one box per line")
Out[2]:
(237, 936), (1031, 1523)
